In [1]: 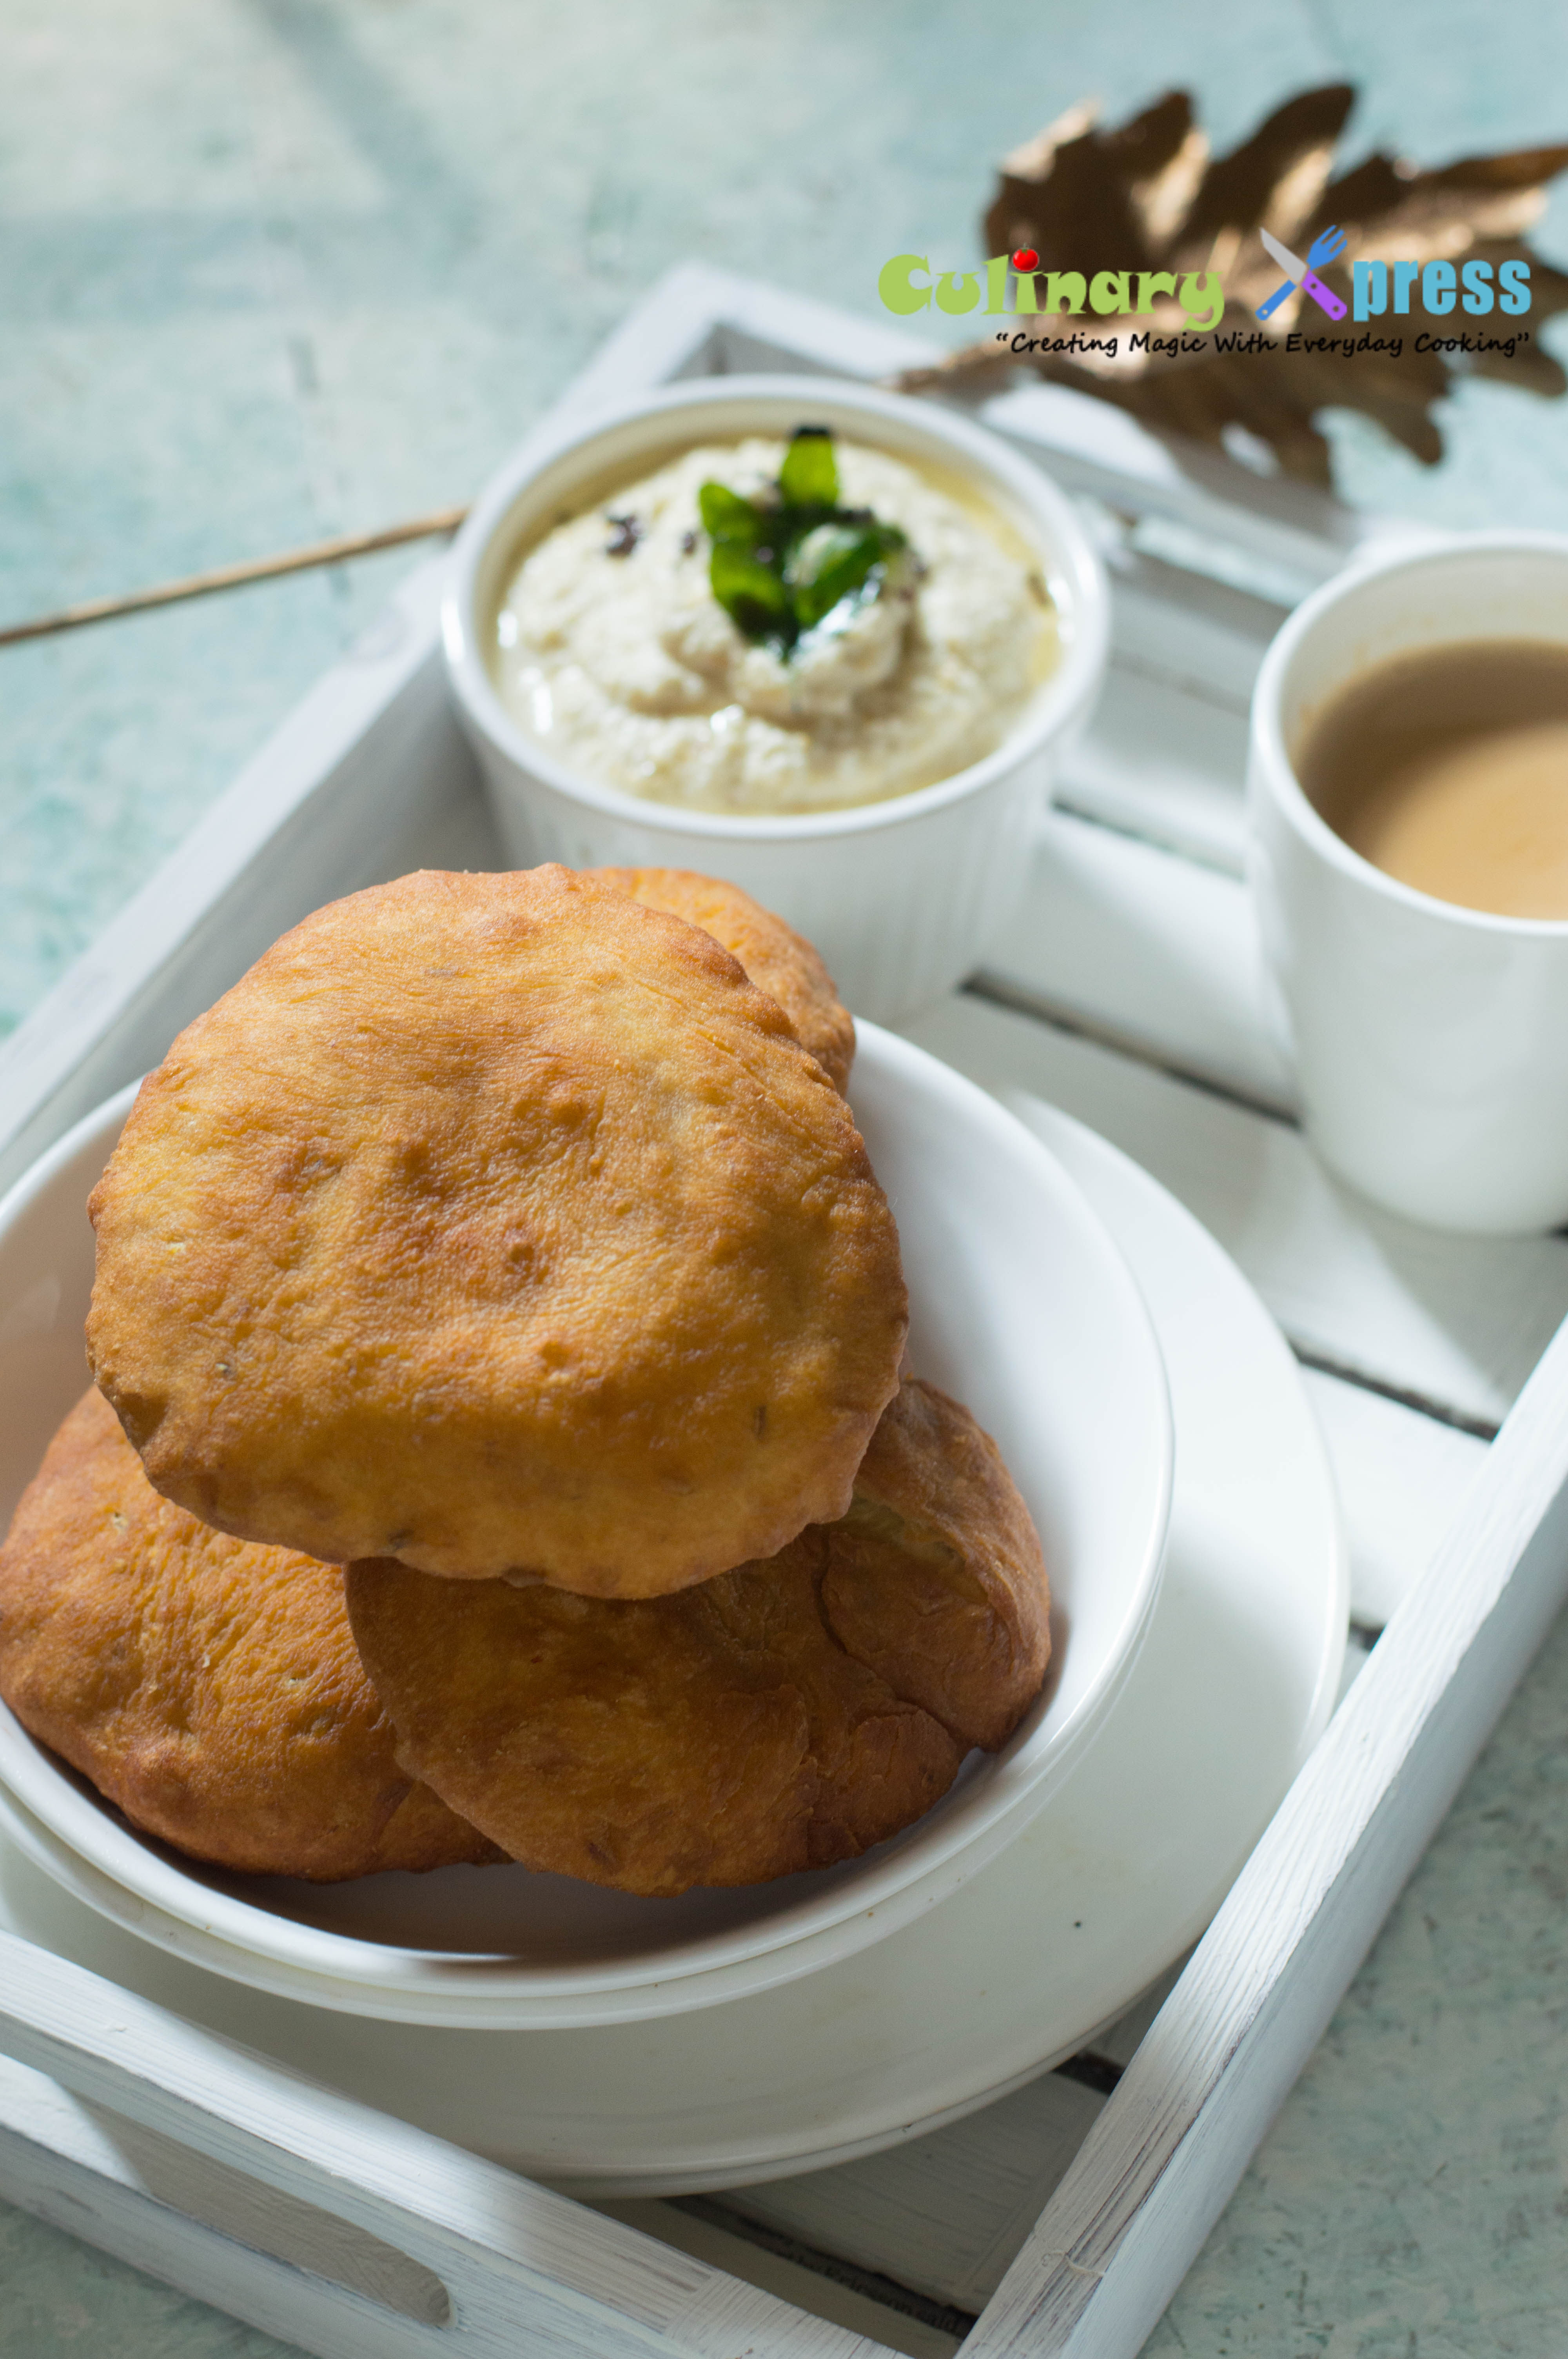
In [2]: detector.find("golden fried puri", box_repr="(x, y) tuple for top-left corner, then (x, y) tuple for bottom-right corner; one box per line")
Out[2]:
(0, 1390), (499, 1881)
(824, 1374), (1051, 1750)
(345, 1379), (1050, 1896)
(86, 866), (907, 1598)
(587, 867), (855, 1093)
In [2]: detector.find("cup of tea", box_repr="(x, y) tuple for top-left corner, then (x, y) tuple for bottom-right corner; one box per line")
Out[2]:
(1249, 531), (1568, 1233)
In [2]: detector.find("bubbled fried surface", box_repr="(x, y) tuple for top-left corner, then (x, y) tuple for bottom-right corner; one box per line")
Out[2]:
(587, 866), (855, 1092)
(347, 1536), (961, 1897)
(827, 1375), (1052, 1750)
(85, 866), (907, 1598)
(344, 1379), (1049, 1897)
(0, 1390), (498, 1881)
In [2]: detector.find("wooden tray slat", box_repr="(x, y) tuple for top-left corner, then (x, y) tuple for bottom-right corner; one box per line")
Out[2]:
(911, 994), (1568, 1434)
(960, 1321), (1568, 2357)
(0, 1934), (901, 2359)
(982, 809), (1290, 1108)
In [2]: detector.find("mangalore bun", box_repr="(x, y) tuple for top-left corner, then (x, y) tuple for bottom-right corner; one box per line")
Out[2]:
(345, 1379), (1050, 1897)
(586, 867), (855, 1092)
(826, 1374), (1051, 1750)
(0, 1390), (498, 1881)
(86, 866), (907, 1597)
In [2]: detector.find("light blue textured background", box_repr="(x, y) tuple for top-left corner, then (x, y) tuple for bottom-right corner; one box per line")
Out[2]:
(4, 2), (1568, 2350)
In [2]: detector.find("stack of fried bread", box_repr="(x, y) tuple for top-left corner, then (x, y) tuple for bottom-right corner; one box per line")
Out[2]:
(0, 865), (1051, 1896)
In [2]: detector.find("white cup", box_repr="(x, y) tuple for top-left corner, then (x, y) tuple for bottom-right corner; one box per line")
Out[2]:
(1249, 532), (1568, 1234)
(442, 376), (1109, 1025)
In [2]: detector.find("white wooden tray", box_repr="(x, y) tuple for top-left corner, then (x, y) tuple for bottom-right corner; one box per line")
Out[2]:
(3, 264), (1568, 2359)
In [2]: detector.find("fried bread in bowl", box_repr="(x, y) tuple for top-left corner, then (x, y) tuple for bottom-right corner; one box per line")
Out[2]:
(0, 1025), (1170, 2025)
(85, 867), (905, 1598)
(0, 1389), (499, 1881)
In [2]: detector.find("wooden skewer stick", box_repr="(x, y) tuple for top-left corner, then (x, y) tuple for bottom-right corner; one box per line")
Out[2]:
(0, 505), (471, 650)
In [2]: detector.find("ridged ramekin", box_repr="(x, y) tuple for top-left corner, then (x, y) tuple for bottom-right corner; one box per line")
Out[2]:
(441, 375), (1110, 1023)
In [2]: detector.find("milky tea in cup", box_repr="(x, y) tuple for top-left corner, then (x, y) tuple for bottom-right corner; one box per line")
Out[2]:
(1248, 534), (1568, 1233)
(1294, 636), (1568, 920)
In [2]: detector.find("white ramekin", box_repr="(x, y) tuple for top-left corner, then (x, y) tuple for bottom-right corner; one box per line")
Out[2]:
(441, 375), (1110, 1023)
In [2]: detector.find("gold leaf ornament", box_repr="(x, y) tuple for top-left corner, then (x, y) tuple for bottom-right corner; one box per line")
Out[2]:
(897, 85), (1568, 485)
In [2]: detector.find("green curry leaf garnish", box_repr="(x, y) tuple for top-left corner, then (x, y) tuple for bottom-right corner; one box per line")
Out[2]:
(699, 480), (765, 548)
(709, 542), (793, 640)
(699, 427), (908, 654)
(777, 422), (840, 509)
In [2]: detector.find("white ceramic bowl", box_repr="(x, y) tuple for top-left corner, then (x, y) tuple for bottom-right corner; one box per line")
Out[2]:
(442, 376), (1111, 1025)
(0, 1030), (1171, 2027)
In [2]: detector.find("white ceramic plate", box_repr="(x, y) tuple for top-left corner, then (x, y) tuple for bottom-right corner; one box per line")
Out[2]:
(0, 1027), (1172, 2024)
(0, 1104), (1346, 2192)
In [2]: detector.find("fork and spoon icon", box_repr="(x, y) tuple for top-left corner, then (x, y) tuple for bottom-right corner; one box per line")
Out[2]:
(1256, 225), (1348, 321)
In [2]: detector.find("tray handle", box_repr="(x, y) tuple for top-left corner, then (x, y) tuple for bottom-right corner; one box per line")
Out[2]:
(0, 1931), (898, 2359)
